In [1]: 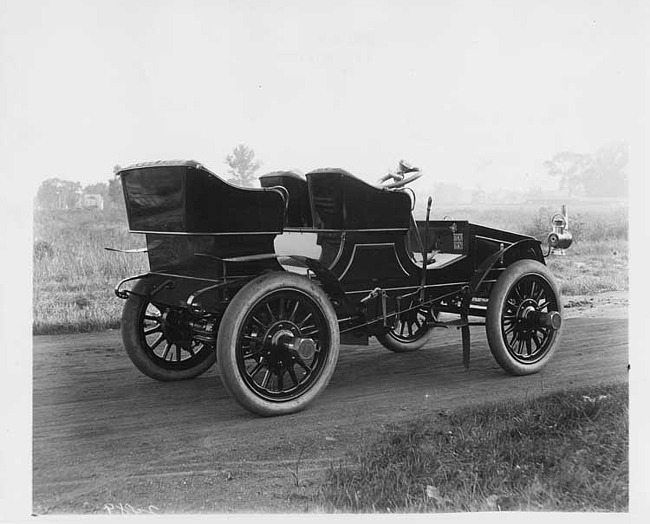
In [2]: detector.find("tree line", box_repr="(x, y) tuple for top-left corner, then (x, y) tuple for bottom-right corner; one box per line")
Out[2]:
(35, 141), (628, 210)
(35, 144), (263, 210)
(543, 141), (628, 198)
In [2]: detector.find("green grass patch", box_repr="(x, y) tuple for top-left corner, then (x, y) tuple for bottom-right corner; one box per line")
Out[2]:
(317, 383), (628, 512)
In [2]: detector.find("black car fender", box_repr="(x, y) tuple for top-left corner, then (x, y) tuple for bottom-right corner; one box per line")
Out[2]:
(465, 238), (544, 305)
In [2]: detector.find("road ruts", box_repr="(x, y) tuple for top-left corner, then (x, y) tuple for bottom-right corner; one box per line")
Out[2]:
(32, 316), (628, 514)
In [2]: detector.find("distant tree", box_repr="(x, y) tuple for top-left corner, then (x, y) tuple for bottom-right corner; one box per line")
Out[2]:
(225, 144), (262, 187)
(581, 142), (629, 198)
(36, 178), (82, 209)
(543, 151), (591, 197)
(543, 143), (629, 198)
(107, 176), (124, 208)
(36, 178), (61, 209)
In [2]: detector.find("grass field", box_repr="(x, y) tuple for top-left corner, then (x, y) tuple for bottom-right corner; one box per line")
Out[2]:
(33, 207), (148, 334)
(317, 383), (628, 512)
(32, 203), (628, 334)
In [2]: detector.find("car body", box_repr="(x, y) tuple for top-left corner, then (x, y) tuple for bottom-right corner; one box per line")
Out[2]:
(112, 160), (564, 416)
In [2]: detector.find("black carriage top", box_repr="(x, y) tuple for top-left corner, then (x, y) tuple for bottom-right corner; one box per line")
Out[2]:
(118, 160), (412, 235)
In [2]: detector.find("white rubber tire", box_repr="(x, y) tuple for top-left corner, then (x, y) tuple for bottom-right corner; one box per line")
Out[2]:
(486, 259), (563, 375)
(216, 272), (340, 416)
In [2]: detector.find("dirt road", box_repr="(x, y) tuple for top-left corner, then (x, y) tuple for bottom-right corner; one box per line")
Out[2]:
(33, 298), (628, 514)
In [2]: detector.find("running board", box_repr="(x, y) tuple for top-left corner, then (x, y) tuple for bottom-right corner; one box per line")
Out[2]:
(428, 319), (485, 328)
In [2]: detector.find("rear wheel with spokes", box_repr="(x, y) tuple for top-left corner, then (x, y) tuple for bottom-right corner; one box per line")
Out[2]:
(217, 272), (339, 416)
(376, 299), (435, 353)
(121, 277), (216, 381)
(486, 259), (563, 375)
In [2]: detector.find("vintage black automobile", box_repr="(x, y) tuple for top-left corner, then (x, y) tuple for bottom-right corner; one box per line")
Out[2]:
(111, 160), (564, 416)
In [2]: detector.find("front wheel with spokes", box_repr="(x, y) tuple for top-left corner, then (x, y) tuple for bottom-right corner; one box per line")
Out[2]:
(121, 277), (216, 381)
(216, 272), (340, 417)
(486, 259), (563, 375)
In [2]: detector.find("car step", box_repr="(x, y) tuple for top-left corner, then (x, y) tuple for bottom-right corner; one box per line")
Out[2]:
(427, 319), (486, 328)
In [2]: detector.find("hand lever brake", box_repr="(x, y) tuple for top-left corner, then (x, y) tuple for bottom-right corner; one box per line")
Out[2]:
(420, 196), (433, 300)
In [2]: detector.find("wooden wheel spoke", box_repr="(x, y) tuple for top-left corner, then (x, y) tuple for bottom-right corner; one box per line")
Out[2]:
(514, 284), (524, 301)
(242, 349), (261, 359)
(295, 357), (311, 374)
(260, 369), (271, 388)
(149, 334), (164, 350)
(278, 297), (286, 319)
(288, 365), (300, 386)
(265, 302), (276, 322)
(252, 315), (266, 328)
(162, 343), (172, 360)
(298, 312), (313, 328)
(248, 360), (265, 377)
(144, 326), (161, 335)
(288, 300), (300, 322)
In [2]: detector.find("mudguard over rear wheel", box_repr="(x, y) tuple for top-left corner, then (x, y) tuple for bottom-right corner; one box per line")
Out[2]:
(486, 259), (563, 375)
(216, 272), (340, 417)
(121, 277), (216, 381)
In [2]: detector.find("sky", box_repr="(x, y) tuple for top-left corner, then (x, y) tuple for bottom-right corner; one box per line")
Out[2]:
(0, 0), (646, 196)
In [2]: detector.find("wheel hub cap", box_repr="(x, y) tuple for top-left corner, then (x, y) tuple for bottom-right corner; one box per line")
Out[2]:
(161, 310), (192, 348)
(262, 321), (317, 366)
(285, 337), (317, 361)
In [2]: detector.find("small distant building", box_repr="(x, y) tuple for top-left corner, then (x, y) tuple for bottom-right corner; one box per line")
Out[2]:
(81, 193), (104, 210)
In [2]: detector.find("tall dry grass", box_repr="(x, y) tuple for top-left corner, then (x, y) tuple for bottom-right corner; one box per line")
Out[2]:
(33, 208), (148, 334)
(429, 203), (629, 296)
(429, 203), (628, 242)
(33, 203), (628, 334)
